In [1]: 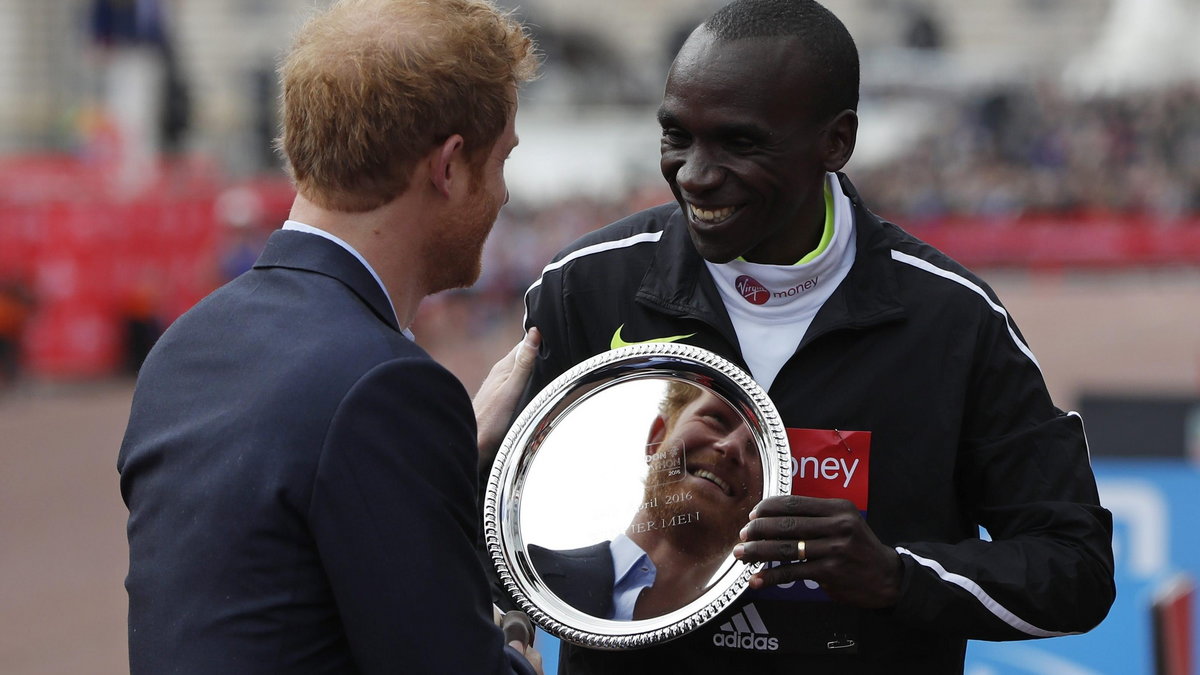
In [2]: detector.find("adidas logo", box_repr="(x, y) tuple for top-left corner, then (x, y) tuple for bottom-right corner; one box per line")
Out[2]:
(711, 603), (780, 651)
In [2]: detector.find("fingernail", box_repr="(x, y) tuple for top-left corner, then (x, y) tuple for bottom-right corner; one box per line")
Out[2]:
(738, 525), (748, 541)
(733, 543), (744, 558)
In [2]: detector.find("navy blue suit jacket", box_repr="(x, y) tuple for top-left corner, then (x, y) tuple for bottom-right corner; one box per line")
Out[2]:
(118, 230), (533, 674)
(527, 542), (615, 619)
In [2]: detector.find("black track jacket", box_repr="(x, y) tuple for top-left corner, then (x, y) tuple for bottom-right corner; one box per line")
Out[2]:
(516, 173), (1115, 674)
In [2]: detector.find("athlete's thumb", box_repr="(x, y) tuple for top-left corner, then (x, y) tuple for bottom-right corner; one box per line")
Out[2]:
(514, 327), (540, 371)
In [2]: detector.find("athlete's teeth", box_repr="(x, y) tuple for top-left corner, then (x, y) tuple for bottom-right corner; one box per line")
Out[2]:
(690, 204), (735, 224)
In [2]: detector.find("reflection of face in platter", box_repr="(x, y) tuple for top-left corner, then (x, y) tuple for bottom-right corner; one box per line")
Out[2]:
(605, 386), (762, 620)
(524, 380), (768, 623)
(640, 388), (764, 558)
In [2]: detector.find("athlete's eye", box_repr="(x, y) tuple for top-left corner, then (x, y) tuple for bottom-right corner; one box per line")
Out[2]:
(661, 127), (691, 147)
(725, 137), (756, 153)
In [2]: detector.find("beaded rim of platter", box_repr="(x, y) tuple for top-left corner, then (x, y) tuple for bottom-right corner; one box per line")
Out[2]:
(484, 342), (791, 650)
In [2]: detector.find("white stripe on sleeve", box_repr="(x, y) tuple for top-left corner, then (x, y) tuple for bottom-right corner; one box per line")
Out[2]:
(890, 250), (1042, 373)
(522, 230), (664, 326)
(896, 546), (1074, 638)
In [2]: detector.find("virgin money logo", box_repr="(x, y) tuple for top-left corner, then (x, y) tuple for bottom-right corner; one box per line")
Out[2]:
(735, 275), (770, 305)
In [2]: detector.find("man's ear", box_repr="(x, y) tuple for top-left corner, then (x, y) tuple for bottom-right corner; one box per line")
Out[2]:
(821, 109), (858, 172)
(646, 415), (668, 456)
(429, 133), (466, 199)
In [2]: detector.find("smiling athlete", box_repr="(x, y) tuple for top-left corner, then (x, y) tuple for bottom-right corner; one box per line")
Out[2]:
(514, 0), (1114, 673)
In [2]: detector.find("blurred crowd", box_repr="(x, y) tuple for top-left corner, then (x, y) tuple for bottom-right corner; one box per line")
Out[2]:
(419, 81), (1200, 356)
(4, 74), (1200, 389)
(413, 185), (673, 352)
(855, 83), (1200, 224)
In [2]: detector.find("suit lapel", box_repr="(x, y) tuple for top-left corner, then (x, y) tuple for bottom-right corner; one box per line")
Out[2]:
(253, 229), (401, 333)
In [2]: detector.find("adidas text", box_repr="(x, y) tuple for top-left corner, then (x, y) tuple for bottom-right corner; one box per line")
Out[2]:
(712, 632), (780, 651)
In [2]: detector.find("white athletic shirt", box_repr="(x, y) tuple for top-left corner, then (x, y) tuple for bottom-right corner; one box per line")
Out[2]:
(704, 173), (857, 391)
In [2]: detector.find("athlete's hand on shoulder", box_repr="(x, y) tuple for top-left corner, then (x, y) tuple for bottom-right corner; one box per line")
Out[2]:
(473, 327), (541, 469)
(733, 495), (903, 609)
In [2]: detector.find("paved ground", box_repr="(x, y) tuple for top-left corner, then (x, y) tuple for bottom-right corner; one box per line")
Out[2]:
(1, 379), (136, 675)
(0, 271), (1196, 674)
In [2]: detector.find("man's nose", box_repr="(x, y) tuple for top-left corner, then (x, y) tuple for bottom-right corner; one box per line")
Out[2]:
(675, 150), (724, 194)
(714, 426), (752, 464)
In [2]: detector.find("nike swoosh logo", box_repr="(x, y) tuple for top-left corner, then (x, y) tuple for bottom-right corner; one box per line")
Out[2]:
(610, 324), (696, 350)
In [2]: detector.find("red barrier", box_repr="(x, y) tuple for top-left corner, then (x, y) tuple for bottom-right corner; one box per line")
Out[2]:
(4, 196), (220, 376)
(910, 216), (1200, 269)
(2, 154), (1198, 378)
(0, 155), (293, 378)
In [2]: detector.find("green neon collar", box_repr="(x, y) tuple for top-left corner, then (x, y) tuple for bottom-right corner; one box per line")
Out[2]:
(737, 182), (835, 265)
(796, 182), (835, 265)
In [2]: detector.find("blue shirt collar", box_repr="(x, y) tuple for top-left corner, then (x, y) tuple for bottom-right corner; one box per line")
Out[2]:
(609, 533), (656, 621)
